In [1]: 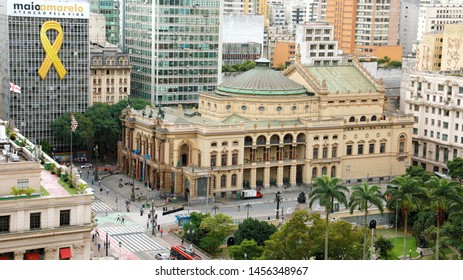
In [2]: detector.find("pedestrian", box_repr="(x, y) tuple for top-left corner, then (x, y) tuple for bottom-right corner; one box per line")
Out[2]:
(181, 238), (184, 245)
(148, 213), (151, 219)
(121, 217), (125, 224)
(97, 242), (101, 252)
(105, 209), (108, 216)
(100, 187), (103, 194)
(99, 180), (101, 186)
(95, 229), (99, 236)
(160, 229), (163, 237)
(106, 188), (109, 194)
(92, 233), (95, 242)
(157, 224), (160, 231)
(238, 205), (240, 211)
(147, 221), (149, 229)
(117, 215), (120, 222)
(115, 196), (118, 203)
(92, 179), (94, 185)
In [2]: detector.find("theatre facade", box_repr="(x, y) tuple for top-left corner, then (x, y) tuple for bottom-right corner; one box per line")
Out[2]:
(118, 58), (413, 201)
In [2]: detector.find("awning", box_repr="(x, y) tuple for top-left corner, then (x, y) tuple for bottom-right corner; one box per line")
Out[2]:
(59, 247), (72, 259)
(25, 253), (40, 260)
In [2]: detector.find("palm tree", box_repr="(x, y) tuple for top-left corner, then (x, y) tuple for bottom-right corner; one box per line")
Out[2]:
(308, 176), (348, 260)
(425, 176), (462, 260)
(385, 175), (426, 260)
(10, 186), (23, 199)
(348, 182), (386, 260)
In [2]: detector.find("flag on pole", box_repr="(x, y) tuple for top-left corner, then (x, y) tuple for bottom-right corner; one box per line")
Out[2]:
(71, 114), (78, 132)
(9, 82), (21, 93)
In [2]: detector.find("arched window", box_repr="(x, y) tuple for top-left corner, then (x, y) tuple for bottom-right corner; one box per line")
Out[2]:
(312, 167), (317, 178)
(371, 115), (377, 121)
(360, 116), (366, 122)
(349, 116), (355, 122)
(322, 166), (327, 176)
(399, 134), (406, 153)
(231, 174), (237, 187)
(221, 175), (227, 188)
(331, 166), (336, 177)
(244, 136), (253, 146)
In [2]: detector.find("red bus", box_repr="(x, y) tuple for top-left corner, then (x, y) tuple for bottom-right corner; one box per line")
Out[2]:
(170, 245), (202, 260)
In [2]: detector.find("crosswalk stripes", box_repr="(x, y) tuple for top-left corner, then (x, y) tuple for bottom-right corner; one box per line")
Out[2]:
(92, 201), (113, 212)
(104, 226), (144, 235)
(110, 233), (165, 253)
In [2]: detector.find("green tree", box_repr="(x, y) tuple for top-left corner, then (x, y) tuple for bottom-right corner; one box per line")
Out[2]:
(348, 182), (386, 259)
(22, 187), (35, 198)
(387, 61), (402, 68)
(75, 183), (88, 194)
(234, 218), (277, 246)
(326, 219), (364, 260)
(406, 165), (432, 181)
(261, 210), (313, 260)
(51, 113), (94, 149)
(385, 175), (426, 259)
(228, 239), (263, 260)
(39, 140), (51, 155)
(375, 236), (394, 259)
(85, 103), (120, 159)
(425, 176), (462, 259)
(448, 157), (463, 183)
(199, 213), (234, 254)
(183, 212), (209, 245)
(308, 176), (348, 260)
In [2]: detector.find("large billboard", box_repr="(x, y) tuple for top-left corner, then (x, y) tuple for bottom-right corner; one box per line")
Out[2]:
(7, 0), (89, 19)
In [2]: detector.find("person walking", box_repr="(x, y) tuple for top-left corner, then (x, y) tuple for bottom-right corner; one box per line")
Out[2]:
(121, 217), (125, 224)
(106, 188), (109, 194)
(97, 242), (101, 253)
(117, 215), (120, 222)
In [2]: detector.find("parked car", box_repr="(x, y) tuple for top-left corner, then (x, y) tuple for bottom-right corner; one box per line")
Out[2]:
(155, 253), (170, 260)
(80, 163), (93, 169)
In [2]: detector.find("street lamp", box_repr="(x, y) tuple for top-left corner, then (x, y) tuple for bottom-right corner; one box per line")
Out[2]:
(118, 241), (122, 260)
(187, 228), (195, 243)
(245, 203), (252, 219)
(151, 199), (156, 235)
(275, 191), (282, 220)
(131, 150), (138, 202)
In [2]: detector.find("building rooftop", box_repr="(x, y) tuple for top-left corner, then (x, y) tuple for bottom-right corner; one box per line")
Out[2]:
(217, 58), (307, 96)
(305, 65), (377, 93)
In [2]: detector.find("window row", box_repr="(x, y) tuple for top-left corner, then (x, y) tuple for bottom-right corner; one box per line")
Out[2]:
(0, 210), (70, 233)
(346, 142), (387, 155)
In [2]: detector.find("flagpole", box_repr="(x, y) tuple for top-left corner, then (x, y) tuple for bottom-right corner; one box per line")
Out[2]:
(70, 124), (73, 185)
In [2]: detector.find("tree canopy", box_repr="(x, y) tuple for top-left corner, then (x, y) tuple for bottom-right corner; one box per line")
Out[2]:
(448, 157), (463, 182)
(234, 218), (277, 246)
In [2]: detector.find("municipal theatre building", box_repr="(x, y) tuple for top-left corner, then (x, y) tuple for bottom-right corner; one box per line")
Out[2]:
(118, 59), (413, 201)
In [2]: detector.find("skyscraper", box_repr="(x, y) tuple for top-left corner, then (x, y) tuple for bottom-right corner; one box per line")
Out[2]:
(89, 0), (120, 45)
(1, 0), (90, 149)
(121, 0), (222, 106)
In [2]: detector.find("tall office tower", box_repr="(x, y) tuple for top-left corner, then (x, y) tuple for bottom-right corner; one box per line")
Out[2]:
(399, 0), (421, 56)
(89, 0), (120, 45)
(1, 0), (89, 149)
(324, 0), (400, 57)
(416, 4), (463, 47)
(122, 0), (222, 105)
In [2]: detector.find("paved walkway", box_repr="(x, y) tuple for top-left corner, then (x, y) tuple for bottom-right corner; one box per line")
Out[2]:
(40, 170), (69, 196)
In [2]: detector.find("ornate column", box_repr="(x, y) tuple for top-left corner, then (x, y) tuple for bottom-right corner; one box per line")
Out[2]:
(302, 164), (309, 184)
(14, 251), (25, 260)
(45, 247), (57, 260)
(277, 166), (283, 187)
(250, 168), (257, 188)
(290, 165), (297, 186)
(263, 167), (270, 188)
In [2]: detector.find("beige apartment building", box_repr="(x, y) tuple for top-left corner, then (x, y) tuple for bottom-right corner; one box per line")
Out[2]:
(118, 58), (413, 201)
(90, 44), (131, 106)
(0, 123), (93, 260)
(416, 24), (463, 72)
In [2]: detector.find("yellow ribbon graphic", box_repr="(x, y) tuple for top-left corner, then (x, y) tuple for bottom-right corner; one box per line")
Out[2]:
(38, 21), (67, 80)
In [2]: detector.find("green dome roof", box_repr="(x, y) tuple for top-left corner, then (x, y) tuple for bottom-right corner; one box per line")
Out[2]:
(217, 58), (307, 95)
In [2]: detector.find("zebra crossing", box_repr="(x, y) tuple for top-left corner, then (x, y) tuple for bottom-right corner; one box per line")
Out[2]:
(103, 226), (165, 253)
(92, 201), (113, 212)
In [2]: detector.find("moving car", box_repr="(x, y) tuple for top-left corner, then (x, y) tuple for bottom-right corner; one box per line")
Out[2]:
(80, 163), (93, 169)
(155, 253), (170, 260)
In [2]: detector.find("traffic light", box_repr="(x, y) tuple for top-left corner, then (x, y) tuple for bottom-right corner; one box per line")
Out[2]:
(369, 220), (377, 229)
